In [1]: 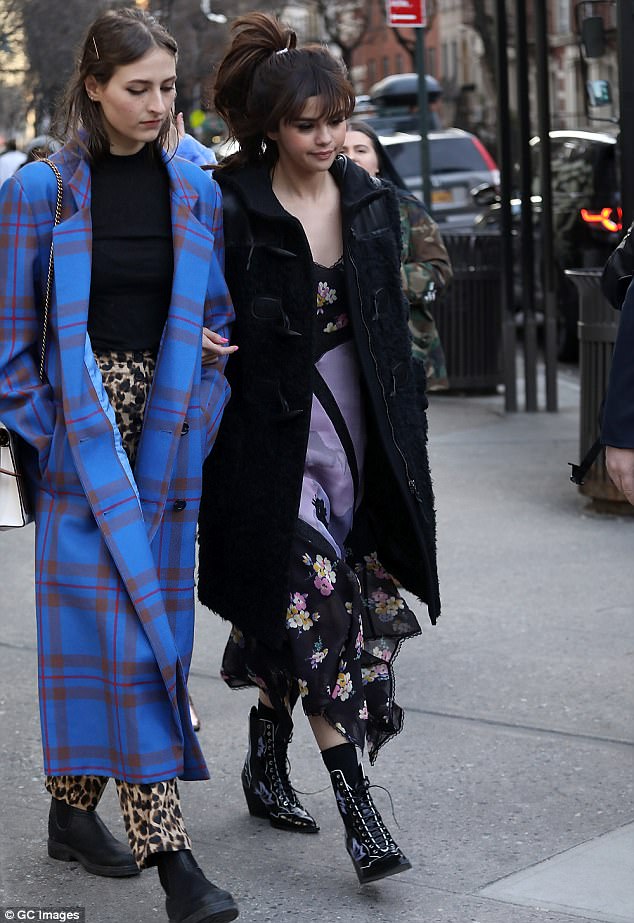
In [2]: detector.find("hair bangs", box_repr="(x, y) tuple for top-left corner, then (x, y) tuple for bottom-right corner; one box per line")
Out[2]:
(268, 55), (354, 129)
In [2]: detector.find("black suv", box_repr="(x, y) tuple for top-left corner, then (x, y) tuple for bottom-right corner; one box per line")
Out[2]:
(380, 128), (500, 227)
(474, 129), (621, 360)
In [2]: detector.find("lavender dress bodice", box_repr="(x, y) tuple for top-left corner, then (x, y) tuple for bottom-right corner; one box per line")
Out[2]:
(298, 260), (366, 556)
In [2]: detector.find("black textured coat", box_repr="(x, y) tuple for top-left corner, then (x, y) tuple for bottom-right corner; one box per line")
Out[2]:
(602, 276), (634, 447)
(197, 156), (440, 647)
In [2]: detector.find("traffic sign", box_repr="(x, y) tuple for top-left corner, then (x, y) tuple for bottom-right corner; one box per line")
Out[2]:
(387, 0), (427, 28)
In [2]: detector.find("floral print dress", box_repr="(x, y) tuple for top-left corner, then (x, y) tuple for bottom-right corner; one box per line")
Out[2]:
(221, 260), (421, 763)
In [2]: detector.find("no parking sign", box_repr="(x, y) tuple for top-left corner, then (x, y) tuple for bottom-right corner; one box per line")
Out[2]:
(386, 0), (427, 28)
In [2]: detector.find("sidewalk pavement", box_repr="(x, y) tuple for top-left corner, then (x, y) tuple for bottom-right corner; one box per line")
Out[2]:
(1, 369), (632, 923)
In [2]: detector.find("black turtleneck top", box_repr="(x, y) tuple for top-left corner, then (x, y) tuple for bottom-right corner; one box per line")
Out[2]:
(88, 145), (173, 353)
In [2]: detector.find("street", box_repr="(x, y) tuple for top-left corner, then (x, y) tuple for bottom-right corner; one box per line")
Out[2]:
(1, 372), (632, 923)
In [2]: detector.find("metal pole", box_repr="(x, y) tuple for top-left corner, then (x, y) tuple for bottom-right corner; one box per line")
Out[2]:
(515, 0), (538, 411)
(415, 29), (432, 211)
(494, 0), (517, 412)
(534, 0), (558, 412)
(617, 0), (634, 229)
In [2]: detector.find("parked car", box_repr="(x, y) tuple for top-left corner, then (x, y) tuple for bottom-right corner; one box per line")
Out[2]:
(379, 128), (500, 226)
(472, 128), (621, 360)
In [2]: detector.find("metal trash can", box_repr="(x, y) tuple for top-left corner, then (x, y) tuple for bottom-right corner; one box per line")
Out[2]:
(565, 268), (630, 512)
(435, 231), (503, 391)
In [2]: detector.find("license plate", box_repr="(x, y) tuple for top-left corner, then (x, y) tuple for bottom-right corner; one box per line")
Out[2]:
(432, 188), (454, 204)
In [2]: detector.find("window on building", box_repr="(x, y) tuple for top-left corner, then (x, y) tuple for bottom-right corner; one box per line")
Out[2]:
(555, 0), (570, 33)
(395, 53), (403, 74)
(428, 47), (436, 76)
(368, 59), (376, 85)
(441, 42), (448, 79)
(382, 56), (390, 78)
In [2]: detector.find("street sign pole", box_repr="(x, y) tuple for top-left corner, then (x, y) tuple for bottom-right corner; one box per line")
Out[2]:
(535, 0), (557, 412)
(617, 0), (634, 230)
(415, 30), (432, 211)
(387, 1), (430, 208)
(494, 0), (517, 412)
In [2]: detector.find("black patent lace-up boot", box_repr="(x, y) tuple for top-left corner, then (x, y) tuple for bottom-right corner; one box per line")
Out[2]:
(156, 850), (238, 923)
(330, 769), (412, 884)
(241, 706), (319, 833)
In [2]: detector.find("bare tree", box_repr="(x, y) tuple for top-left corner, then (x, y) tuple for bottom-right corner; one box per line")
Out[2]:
(147, 0), (255, 137)
(149, 0), (224, 116)
(470, 0), (497, 93)
(0, 0), (21, 73)
(1, 0), (114, 131)
(305, 0), (372, 69)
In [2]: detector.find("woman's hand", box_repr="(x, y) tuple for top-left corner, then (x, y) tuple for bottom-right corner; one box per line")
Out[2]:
(202, 327), (238, 366)
(167, 111), (186, 151)
(605, 445), (634, 505)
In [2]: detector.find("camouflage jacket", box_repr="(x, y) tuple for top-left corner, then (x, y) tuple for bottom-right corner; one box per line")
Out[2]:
(399, 190), (453, 389)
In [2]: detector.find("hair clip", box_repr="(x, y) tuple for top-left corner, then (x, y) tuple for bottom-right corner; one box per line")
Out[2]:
(275, 47), (289, 55)
(92, 36), (100, 60)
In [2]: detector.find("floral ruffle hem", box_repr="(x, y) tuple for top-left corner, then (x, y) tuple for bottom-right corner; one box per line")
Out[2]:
(221, 522), (421, 764)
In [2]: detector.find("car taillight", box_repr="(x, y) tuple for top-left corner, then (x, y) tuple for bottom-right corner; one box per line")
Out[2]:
(579, 206), (622, 233)
(470, 135), (499, 173)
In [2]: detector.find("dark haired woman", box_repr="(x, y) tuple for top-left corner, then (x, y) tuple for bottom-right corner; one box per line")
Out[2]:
(197, 12), (440, 885)
(0, 8), (238, 922)
(343, 120), (452, 390)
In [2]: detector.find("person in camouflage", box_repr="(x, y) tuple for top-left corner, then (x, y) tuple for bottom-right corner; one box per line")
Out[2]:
(344, 121), (452, 390)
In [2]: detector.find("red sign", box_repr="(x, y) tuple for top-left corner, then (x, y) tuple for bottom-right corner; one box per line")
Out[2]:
(387, 0), (427, 28)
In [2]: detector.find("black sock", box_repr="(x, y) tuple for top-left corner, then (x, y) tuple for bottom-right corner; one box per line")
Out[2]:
(321, 743), (361, 787)
(257, 700), (278, 724)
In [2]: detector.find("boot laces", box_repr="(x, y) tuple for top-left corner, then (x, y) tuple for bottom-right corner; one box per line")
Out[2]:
(351, 778), (399, 851)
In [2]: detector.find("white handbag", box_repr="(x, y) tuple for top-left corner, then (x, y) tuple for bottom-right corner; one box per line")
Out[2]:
(0, 426), (33, 529)
(0, 159), (63, 530)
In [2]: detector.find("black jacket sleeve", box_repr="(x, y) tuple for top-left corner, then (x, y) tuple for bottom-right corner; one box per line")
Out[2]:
(601, 278), (634, 447)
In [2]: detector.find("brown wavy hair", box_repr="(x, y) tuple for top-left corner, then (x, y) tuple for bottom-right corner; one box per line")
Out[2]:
(54, 7), (178, 161)
(213, 11), (355, 170)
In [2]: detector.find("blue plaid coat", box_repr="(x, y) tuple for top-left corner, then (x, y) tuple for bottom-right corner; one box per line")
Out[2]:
(0, 142), (233, 783)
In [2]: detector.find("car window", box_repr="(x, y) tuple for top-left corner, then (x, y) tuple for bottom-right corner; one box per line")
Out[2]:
(385, 136), (488, 178)
(531, 137), (617, 207)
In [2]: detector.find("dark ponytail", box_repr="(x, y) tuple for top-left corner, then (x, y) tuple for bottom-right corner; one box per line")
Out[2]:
(213, 12), (354, 170)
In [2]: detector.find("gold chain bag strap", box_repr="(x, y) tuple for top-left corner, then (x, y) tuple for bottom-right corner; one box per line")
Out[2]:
(0, 159), (63, 530)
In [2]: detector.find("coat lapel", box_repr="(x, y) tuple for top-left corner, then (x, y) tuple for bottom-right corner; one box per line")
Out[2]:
(133, 154), (214, 542)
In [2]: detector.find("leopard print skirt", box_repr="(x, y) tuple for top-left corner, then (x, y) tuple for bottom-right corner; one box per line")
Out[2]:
(46, 349), (191, 870)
